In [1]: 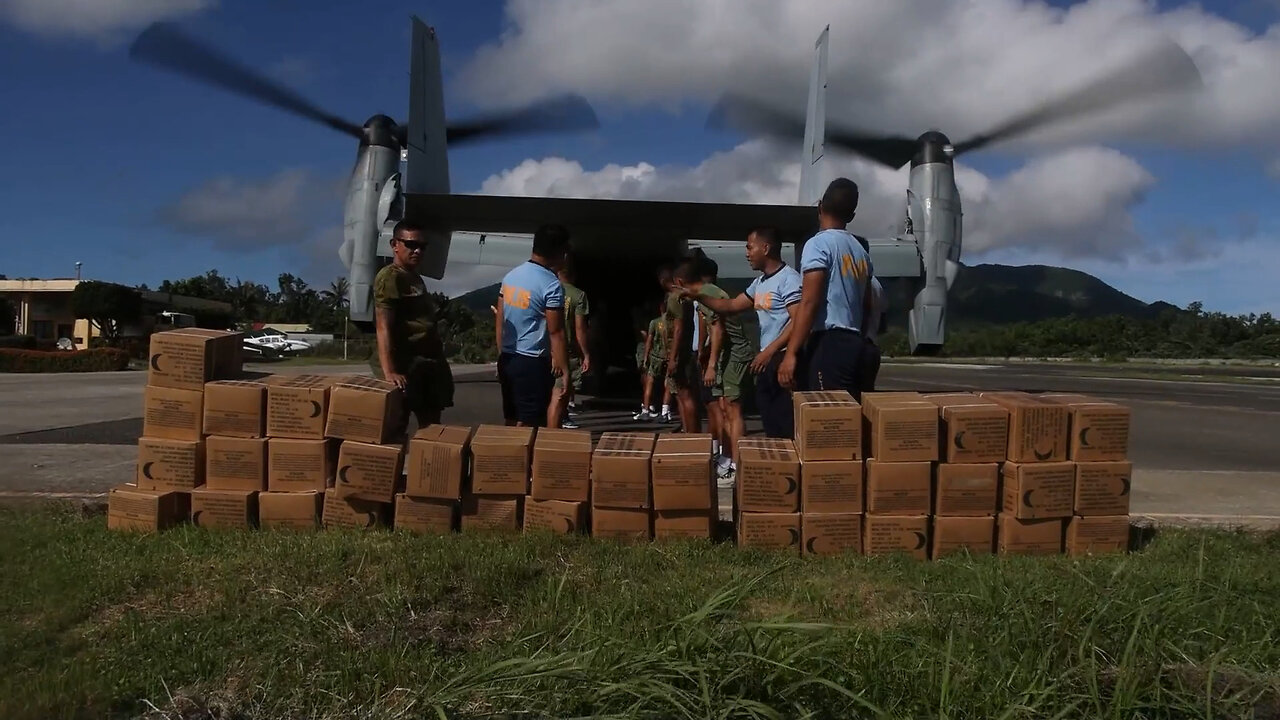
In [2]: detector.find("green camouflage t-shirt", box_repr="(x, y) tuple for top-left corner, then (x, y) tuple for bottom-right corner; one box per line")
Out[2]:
(647, 316), (667, 359)
(698, 283), (753, 362)
(372, 263), (445, 364)
(562, 282), (589, 354)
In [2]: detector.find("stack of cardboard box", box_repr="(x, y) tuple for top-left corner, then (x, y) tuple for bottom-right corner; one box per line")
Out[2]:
(590, 432), (657, 542)
(735, 436), (801, 552)
(652, 433), (716, 540)
(109, 329), (243, 531)
(1041, 393), (1132, 555)
(791, 391), (866, 556)
(859, 392), (939, 559)
(925, 392), (1009, 557)
(320, 376), (407, 529)
(526, 427), (593, 534)
(461, 425), (534, 531)
(399, 424), (473, 533)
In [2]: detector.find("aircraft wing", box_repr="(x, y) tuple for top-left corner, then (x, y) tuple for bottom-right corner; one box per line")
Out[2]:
(405, 193), (818, 243)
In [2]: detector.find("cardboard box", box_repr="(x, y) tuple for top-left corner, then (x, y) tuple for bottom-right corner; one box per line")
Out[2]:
(202, 380), (267, 438)
(143, 385), (203, 442)
(792, 391), (862, 461)
(470, 425), (533, 495)
(107, 484), (190, 532)
(1075, 461), (1132, 516)
(1001, 461), (1075, 519)
(146, 328), (243, 391)
(653, 509), (714, 540)
(931, 516), (995, 558)
(1066, 515), (1129, 556)
(998, 514), (1063, 555)
(800, 460), (863, 514)
(267, 375), (340, 440)
(591, 432), (656, 509)
(591, 506), (651, 542)
(934, 463), (1000, 516)
(865, 401), (939, 462)
(334, 441), (404, 503)
(325, 378), (405, 445)
(322, 489), (390, 529)
(981, 392), (1070, 463)
(204, 436), (267, 491)
(651, 434), (715, 511)
(136, 437), (204, 491)
(523, 498), (587, 534)
(926, 395), (1009, 464)
(863, 515), (929, 559)
(531, 428), (593, 502)
(267, 438), (338, 492)
(190, 487), (257, 529)
(258, 491), (323, 530)
(737, 512), (801, 553)
(801, 512), (862, 556)
(405, 425), (473, 500)
(865, 459), (932, 515)
(394, 494), (456, 534)
(461, 494), (523, 531)
(737, 442), (800, 513)
(1041, 395), (1131, 462)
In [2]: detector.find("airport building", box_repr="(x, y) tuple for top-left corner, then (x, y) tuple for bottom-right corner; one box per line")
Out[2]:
(0, 278), (233, 348)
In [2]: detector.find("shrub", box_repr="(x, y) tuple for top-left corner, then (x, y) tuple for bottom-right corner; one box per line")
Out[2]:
(0, 335), (36, 350)
(0, 348), (131, 373)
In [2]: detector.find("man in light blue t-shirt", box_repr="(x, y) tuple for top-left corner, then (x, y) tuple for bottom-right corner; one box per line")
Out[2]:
(778, 177), (875, 399)
(494, 224), (572, 427)
(683, 226), (801, 439)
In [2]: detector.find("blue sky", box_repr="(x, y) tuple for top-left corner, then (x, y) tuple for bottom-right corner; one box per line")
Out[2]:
(1, 0), (1277, 315)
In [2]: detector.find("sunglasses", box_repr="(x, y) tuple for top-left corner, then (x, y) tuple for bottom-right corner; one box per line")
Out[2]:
(396, 239), (426, 251)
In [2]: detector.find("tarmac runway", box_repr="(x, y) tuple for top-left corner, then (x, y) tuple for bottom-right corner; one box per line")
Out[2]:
(1, 361), (1277, 527)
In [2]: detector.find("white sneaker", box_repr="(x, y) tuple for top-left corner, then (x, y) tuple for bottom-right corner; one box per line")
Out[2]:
(716, 469), (736, 489)
(633, 409), (652, 421)
(560, 418), (580, 429)
(659, 410), (673, 423)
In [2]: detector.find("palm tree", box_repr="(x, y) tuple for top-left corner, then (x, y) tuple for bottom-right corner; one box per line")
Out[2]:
(322, 278), (350, 312)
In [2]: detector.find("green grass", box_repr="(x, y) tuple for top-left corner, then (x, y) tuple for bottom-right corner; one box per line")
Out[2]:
(3, 505), (1279, 720)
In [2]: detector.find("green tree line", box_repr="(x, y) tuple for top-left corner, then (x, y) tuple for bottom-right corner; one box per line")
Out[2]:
(879, 302), (1280, 359)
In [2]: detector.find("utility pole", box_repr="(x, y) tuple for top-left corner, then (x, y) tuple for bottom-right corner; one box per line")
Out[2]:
(343, 310), (349, 360)
(74, 262), (82, 281)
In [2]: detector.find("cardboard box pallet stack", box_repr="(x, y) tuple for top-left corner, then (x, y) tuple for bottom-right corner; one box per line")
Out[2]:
(111, 336), (1128, 557)
(109, 328), (244, 531)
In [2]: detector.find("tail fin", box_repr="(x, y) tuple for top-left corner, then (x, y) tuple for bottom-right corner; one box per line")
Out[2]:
(799, 25), (829, 206)
(405, 16), (452, 279)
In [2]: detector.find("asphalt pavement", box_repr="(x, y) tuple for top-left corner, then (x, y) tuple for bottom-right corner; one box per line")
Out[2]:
(1, 360), (1277, 527)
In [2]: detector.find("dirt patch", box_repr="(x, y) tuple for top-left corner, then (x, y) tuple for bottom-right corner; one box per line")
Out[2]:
(743, 576), (923, 630)
(85, 585), (220, 635)
(133, 690), (251, 720)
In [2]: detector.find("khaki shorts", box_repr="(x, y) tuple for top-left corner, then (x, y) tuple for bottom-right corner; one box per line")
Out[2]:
(712, 355), (751, 401)
(645, 355), (667, 378)
(665, 350), (698, 394)
(554, 356), (584, 392)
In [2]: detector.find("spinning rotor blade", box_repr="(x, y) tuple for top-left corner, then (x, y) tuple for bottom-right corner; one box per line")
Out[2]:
(445, 94), (600, 145)
(129, 22), (363, 139)
(952, 37), (1203, 156)
(708, 93), (918, 169)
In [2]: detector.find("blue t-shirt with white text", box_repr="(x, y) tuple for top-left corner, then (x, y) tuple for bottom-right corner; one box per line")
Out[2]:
(499, 260), (564, 357)
(800, 228), (874, 333)
(746, 263), (802, 350)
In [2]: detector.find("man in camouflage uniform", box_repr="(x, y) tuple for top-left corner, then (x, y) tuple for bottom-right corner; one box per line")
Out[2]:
(548, 258), (592, 428)
(371, 219), (454, 436)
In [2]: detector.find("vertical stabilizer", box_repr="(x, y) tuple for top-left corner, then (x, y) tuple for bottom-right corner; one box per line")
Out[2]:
(799, 25), (829, 206)
(405, 16), (452, 279)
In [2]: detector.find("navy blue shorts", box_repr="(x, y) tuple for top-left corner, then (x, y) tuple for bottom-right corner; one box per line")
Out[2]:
(803, 328), (867, 400)
(498, 352), (553, 426)
(755, 353), (794, 439)
(859, 340), (882, 393)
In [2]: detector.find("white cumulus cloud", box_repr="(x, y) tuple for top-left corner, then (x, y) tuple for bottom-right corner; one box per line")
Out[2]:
(159, 169), (340, 250)
(0, 0), (212, 41)
(459, 0), (1280, 157)
(478, 139), (1155, 263)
